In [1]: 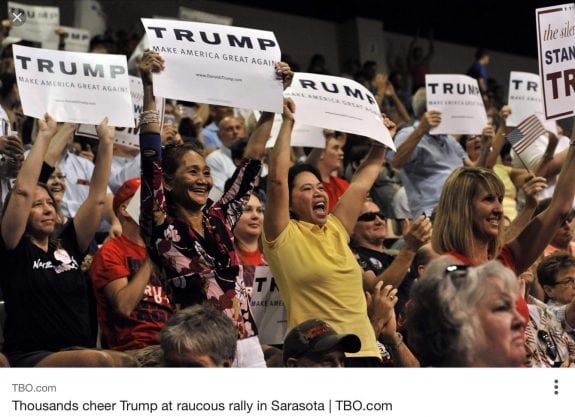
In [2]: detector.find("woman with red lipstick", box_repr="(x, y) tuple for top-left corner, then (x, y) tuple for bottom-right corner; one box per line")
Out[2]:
(137, 51), (292, 367)
(0, 114), (132, 367)
(263, 99), (392, 366)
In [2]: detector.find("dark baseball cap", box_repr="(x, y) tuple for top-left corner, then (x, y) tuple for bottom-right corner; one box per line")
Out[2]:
(283, 319), (361, 364)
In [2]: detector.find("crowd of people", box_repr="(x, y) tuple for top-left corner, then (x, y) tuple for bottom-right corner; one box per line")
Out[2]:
(1, 11), (575, 368)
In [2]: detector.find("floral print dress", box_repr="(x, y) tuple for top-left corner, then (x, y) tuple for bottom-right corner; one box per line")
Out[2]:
(140, 133), (261, 339)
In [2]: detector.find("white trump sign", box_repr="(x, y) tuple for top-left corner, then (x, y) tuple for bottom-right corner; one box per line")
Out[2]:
(76, 76), (165, 148)
(141, 18), (282, 112)
(60, 26), (91, 52)
(536, 3), (575, 120)
(13, 45), (133, 127)
(8, 2), (59, 49)
(284, 72), (394, 149)
(247, 266), (288, 346)
(507, 71), (557, 133)
(426, 74), (487, 135)
(265, 113), (325, 149)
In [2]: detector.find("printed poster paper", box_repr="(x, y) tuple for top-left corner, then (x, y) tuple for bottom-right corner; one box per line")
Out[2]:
(426, 74), (487, 135)
(141, 18), (282, 112)
(536, 3), (575, 120)
(284, 72), (394, 149)
(14, 45), (133, 127)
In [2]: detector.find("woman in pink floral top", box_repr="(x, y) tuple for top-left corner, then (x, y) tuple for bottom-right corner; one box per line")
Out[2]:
(137, 51), (292, 367)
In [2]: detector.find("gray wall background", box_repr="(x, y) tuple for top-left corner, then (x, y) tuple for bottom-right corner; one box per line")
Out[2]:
(5, 0), (539, 97)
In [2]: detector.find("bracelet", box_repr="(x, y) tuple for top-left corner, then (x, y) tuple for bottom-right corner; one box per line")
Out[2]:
(383, 332), (404, 351)
(139, 110), (160, 128)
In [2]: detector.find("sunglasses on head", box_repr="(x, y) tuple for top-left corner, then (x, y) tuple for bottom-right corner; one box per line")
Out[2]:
(357, 211), (386, 222)
(444, 264), (470, 287)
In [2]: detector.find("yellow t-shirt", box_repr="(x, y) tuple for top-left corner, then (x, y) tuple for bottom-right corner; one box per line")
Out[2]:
(262, 215), (379, 358)
(493, 164), (517, 220)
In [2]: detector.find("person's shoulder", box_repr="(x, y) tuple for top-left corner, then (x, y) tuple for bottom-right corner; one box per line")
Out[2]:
(497, 244), (517, 272)
(97, 234), (125, 253)
(66, 152), (95, 170)
(394, 125), (416, 145)
(332, 175), (349, 187)
(206, 148), (223, 161)
(202, 121), (217, 132)
(327, 213), (348, 233)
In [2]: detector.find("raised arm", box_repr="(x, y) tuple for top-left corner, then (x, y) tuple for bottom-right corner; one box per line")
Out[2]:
(391, 111), (440, 169)
(463, 125), (495, 168)
(139, 51), (164, 135)
(333, 118), (392, 234)
(364, 215), (432, 291)
(504, 175), (546, 242)
(43, 123), (75, 168)
(1, 114), (57, 249)
(485, 105), (511, 169)
(508, 137), (575, 274)
(244, 62), (292, 160)
(138, 51), (166, 249)
(375, 74), (410, 124)
(263, 99), (295, 241)
(243, 112), (274, 160)
(534, 131), (566, 179)
(73, 118), (115, 252)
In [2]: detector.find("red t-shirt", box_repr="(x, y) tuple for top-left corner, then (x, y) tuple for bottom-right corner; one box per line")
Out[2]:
(236, 246), (267, 267)
(323, 175), (350, 212)
(90, 235), (173, 351)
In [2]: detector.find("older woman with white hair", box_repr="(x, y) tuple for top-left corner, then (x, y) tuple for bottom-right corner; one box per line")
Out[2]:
(406, 256), (526, 367)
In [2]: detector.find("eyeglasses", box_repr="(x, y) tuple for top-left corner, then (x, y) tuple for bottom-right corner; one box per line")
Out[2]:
(551, 277), (575, 287)
(357, 211), (386, 222)
(537, 330), (561, 366)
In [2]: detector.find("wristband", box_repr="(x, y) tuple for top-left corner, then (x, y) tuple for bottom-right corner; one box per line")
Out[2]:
(139, 110), (160, 128)
(39, 162), (55, 183)
(383, 332), (404, 351)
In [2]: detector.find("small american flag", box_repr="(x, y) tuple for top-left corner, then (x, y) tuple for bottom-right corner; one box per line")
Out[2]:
(506, 114), (546, 155)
